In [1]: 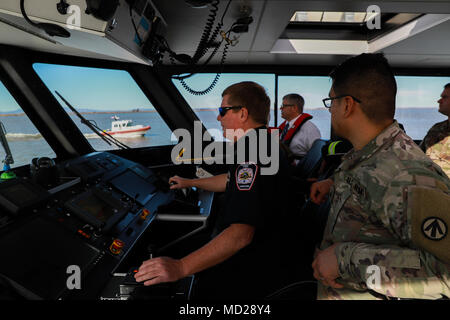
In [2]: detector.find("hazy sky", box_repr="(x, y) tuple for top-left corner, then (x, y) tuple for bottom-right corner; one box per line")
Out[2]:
(32, 63), (155, 112)
(174, 73), (450, 110)
(1, 64), (449, 113)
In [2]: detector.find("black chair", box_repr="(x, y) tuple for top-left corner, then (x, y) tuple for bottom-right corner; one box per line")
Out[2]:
(288, 139), (328, 210)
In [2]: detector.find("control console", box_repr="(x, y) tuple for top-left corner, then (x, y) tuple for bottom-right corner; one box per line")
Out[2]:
(0, 152), (212, 300)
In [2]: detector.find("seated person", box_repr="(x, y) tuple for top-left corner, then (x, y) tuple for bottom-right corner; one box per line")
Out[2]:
(419, 83), (450, 177)
(316, 139), (353, 179)
(292, 138), (352, 196)
(278, 94), (321, 164)
(310, 53), (450, 300)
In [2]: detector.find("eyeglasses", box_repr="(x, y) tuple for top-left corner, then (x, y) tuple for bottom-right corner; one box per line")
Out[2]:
(322, 95), (362, 108)
(280, 104), (295, 109)
(218, 106), (243, 117)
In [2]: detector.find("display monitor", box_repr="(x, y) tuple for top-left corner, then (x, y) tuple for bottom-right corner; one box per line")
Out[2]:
(110, 169), (155, 205)
(0, 178), (50, 215)
(65, 188), (128, 232)
(67, 160), (105, 181)
(76, 192), (117, 224)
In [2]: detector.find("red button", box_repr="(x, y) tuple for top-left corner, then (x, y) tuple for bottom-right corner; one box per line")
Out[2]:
(140, 208), (150, 220)
(110, 239), (124, 255)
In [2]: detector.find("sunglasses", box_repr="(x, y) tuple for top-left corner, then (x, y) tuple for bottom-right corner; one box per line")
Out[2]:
(218, 106), (244, 117)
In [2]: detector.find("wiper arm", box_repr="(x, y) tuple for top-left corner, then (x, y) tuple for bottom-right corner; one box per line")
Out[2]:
(55, 91), (130, 150)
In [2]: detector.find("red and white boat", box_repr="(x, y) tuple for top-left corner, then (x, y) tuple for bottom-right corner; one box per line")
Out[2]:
(102, 118), (150, 138)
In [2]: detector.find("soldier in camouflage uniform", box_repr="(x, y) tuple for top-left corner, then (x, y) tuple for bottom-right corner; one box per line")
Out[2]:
(419, 83), (450, 178)
(310, 53), (450, 300)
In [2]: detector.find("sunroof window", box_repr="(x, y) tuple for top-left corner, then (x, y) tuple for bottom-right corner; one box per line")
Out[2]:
(33, 63), (175, 151)
(0, 81), (56, 168)
(290, 11), (379, 23)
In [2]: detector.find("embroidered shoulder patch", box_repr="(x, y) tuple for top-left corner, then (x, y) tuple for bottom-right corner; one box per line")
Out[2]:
(235, 163), (258, 191)
(410, 185), (450, 263)
(422, 217), (447, 241)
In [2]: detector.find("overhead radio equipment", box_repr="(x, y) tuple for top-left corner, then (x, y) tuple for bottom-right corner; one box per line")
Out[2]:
(0, 0), (166, 65)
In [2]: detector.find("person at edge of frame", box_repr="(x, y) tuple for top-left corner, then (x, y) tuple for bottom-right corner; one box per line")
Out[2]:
(310, 53), (450, 300)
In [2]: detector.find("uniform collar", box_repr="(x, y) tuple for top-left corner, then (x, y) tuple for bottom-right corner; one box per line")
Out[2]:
(340, 121), (402, 170)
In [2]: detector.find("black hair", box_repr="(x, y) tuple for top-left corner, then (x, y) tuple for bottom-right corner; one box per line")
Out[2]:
(329, 53), (397, 123)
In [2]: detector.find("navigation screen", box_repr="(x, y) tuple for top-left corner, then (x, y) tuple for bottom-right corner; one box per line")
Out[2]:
(0, 178), (49, 215)
(79, 161), (98, 174)
(65, 188), (128, 231)
(75, 193), (116, 223)
(110, 169), (155, 205)
(3, 182), (40, 205)
(69, 160), (104, 180)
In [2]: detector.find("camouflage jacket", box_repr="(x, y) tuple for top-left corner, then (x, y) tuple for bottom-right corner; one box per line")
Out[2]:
(419, 120), (450, 152)
(419, 120), (450, 178)
(318, 121), (450, 300)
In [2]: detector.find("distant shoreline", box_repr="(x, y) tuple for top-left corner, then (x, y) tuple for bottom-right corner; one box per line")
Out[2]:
(0, 106), (439, 117)
(0, 110), (158, 117)
(0, 113), (25, 117)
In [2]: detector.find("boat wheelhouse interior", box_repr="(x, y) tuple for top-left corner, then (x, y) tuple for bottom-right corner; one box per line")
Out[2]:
(0, 0), (449, 301)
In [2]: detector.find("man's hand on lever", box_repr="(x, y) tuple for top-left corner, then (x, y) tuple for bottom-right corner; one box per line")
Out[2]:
(134, 224), (254, 286)
(168, 175), (192, 189)
(168, 173), (228, 193)
(134, 257), (186, 286)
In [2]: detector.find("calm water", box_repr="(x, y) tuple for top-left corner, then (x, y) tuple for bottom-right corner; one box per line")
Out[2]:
(1, 108), (447, 168)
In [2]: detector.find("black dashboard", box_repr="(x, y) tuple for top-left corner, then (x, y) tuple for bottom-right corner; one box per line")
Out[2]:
(0, 152), (214, 300)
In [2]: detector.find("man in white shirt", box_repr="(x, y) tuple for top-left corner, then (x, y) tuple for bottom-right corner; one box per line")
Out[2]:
(279, 93), (321, 164)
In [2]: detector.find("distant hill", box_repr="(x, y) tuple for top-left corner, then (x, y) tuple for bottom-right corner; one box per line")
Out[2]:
(1, 107), (156, 116)
(63, 107), (155, 113)
(0, 109), (22, 114)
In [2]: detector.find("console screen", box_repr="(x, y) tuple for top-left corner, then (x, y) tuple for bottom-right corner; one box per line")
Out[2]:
(74, 193), (116, 223)
(110, 169), (155, 205)
(2, 182), (40, 205)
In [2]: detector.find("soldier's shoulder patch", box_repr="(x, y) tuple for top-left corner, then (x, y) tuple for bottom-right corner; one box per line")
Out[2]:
(422, 217), (447, 241)
(409, 185), (450, 263)
(235, 163), (258, 191)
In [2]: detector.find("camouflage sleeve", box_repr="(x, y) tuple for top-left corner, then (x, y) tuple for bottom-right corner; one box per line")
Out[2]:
(335, 175), (450, 299)
(335, 242), (450, 299)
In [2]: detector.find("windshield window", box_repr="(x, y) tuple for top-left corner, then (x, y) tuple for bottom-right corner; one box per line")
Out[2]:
(0, 81), (56, 168)
(395, 76), (450, 140)
(278, 75), (450, 140)
(173, 73), (450, 142)
(33, 63), (175, 151)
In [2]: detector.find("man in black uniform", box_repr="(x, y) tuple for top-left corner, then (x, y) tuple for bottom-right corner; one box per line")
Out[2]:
(134, 81), (294, 299)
